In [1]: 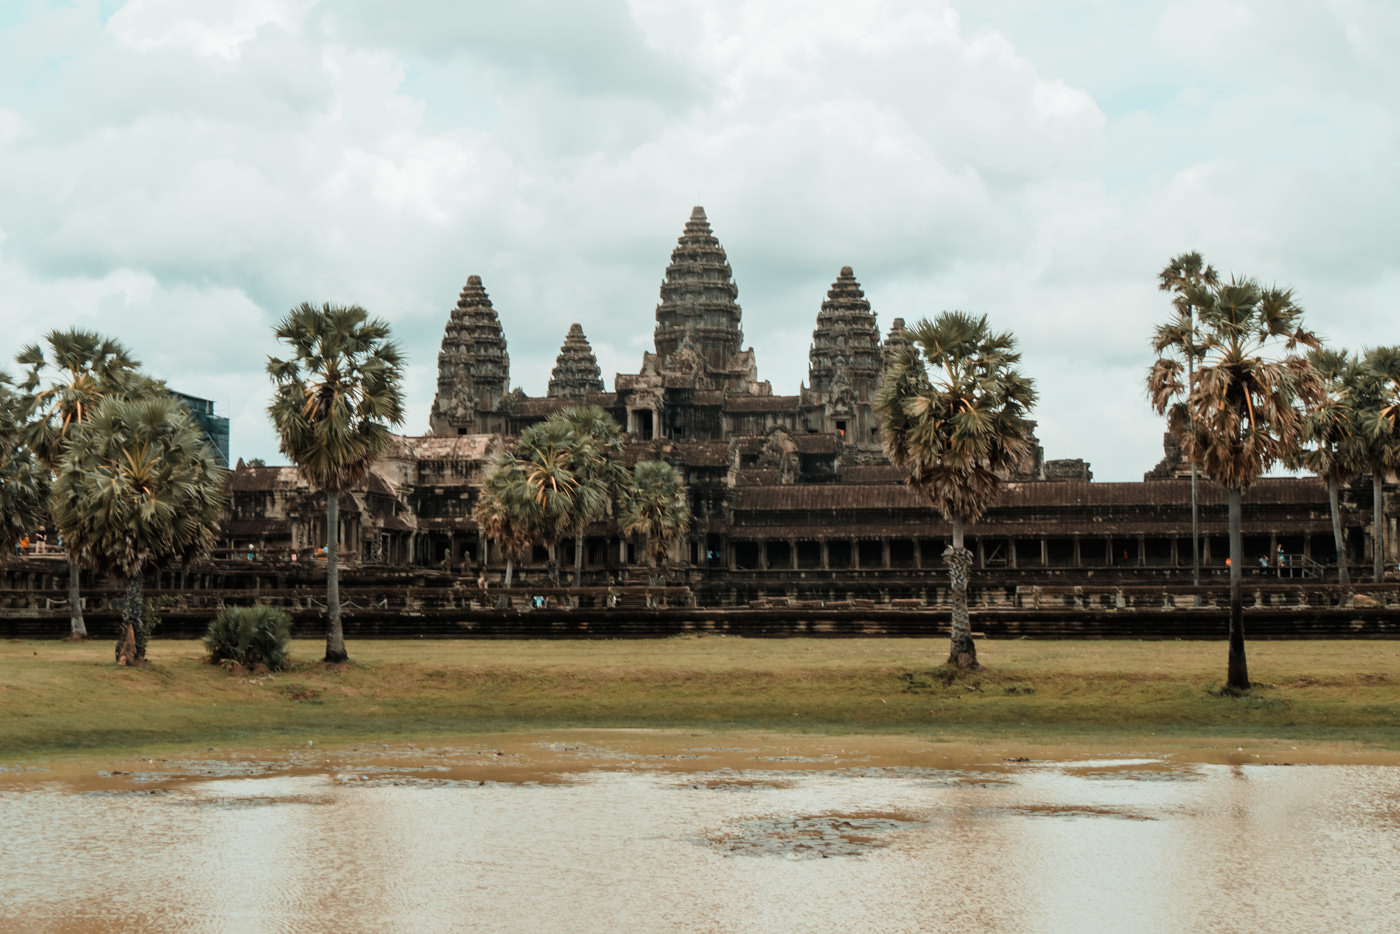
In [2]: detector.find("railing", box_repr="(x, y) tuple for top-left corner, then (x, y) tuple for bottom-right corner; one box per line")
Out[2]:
(1278, 553), (1324, 580)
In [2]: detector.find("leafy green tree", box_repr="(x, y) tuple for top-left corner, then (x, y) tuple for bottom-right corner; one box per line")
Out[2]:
(1291, 349), (1361, 587)
(51, 396), (226, 666)
(1157, 252), (1219, 586)
(876, 311), (1038, 670)
(620, 460), (692, 582)
(473, 455), (538, 589)
(16, 329), (143, 638)
(1148, 274), (1321, 690)
(1354, 346), (1400, 580)
(0, 373), (49, 557)
(267, 303), (405, 663)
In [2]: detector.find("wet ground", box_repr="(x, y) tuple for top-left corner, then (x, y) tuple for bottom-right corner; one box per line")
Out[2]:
(2, 732), (1398, 932)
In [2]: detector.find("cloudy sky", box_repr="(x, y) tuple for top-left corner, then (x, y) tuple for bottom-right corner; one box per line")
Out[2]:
(1, 0), (1395, 481)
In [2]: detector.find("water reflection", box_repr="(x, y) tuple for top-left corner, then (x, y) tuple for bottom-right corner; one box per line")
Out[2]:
(1, 745), (1397, 933)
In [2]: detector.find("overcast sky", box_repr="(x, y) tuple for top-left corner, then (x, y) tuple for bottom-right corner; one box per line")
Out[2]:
(1, 0), (1395, 481)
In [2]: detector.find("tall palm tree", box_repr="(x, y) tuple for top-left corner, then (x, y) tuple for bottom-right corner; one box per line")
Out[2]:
(1354, 346), (1400, 580)
(0, 374), (48, 557)
(1291, 349), (1360, 587)
(50, 396), (226, 666)
(620, 460), (692, 582)
(267, 302), (405, 663)
(1157, 253), (1219, 586)
(16, 328), (143, 638)
(473, 455), (538, 589)
(875, 311), (1038, 670)
(1148, 276), (1321, 690)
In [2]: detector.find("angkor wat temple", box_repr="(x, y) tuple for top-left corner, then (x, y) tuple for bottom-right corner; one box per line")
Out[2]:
(225, 207), (1390, 603)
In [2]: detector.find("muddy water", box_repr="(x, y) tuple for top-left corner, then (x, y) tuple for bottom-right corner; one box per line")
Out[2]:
(2, 735), (1398, 933)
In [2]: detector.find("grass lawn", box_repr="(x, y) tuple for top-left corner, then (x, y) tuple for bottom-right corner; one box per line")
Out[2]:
(1, 636), (1397, 764)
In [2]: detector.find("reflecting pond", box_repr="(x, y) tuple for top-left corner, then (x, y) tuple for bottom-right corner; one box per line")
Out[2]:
(2, 736), (1398, 933)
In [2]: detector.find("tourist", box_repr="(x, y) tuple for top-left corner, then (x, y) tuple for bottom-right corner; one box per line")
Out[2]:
(477, 572), (488, 591)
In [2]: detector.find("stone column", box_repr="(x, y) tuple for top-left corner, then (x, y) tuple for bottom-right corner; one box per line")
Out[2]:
(882, 539), (891, 570)
(820, 539), (829, 570)
(789, 538), (798, 570)
(1040, 537), (1048, 568)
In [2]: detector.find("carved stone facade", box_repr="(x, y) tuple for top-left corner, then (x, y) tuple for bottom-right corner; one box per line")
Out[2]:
(223, 206), (1382, 595)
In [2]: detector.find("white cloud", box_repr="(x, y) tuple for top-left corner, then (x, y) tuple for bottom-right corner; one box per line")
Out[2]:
(0, 0), (1395, 481)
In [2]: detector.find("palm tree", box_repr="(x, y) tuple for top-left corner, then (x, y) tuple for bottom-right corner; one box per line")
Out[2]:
(553, 405), (630, 585)
(0, 374), (48, 557)
(16, 328), (143, 638)
(267, 303), (405, 663)
(1148, 276), (1322, 690)
(1292, 349), (1360, 587)
(1157, 253), (1220, 586)
(50, 396), (226, 666)
(515, 406), (630, 587)
(875, 311), (1038, 670)
(473, 455), (538, 589)
(620, 460), (692, 582)
(512, 436), (584, 587)
(1354, 346), (1400, 580)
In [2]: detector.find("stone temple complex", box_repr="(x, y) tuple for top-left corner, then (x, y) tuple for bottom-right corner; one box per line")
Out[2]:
(224, 207), (1390, 602)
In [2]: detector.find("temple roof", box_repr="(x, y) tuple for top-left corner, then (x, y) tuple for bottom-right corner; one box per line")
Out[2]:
(547, 323), (606, 399)
(429, 275), (510, 434)
(809, 266), (882, 394)
(882, 317), (908, 366)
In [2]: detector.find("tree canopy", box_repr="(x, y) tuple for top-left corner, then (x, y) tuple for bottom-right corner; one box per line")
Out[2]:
(51, 395), (226, 664)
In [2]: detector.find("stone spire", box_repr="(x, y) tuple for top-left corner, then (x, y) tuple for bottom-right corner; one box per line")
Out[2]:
(547, 323), (605, 399)
(882, 317), (908, 367)
(651, 206), (759, 391)
(808, 266), (882, 396)
(429, 275), (510, 435)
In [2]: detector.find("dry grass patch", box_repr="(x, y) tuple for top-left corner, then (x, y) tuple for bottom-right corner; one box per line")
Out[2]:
(1, 636), (1398, 762)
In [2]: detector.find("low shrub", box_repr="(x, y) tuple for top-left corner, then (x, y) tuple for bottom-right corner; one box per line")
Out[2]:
(204, 605), (292, 671)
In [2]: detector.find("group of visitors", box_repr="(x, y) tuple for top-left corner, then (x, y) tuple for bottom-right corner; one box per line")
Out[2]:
(12, 531), (54, 556)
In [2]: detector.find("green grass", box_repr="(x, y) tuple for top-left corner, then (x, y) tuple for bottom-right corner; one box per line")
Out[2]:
(2, 637), (1398, 762)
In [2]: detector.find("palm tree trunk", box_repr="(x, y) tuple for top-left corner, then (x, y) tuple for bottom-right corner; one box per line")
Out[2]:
(67, 554), (87, 639)
(945, 515), (977, 670)
(1328, 474), (1349, 588)
(324, 491), (348, 663)
(1374, 473), (1386, 583)
(1226, 488), (1249, 690)
(115, 575), (143, 666)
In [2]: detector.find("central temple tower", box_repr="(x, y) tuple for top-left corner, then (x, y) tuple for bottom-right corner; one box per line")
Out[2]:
(646, 206), (762, 393)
